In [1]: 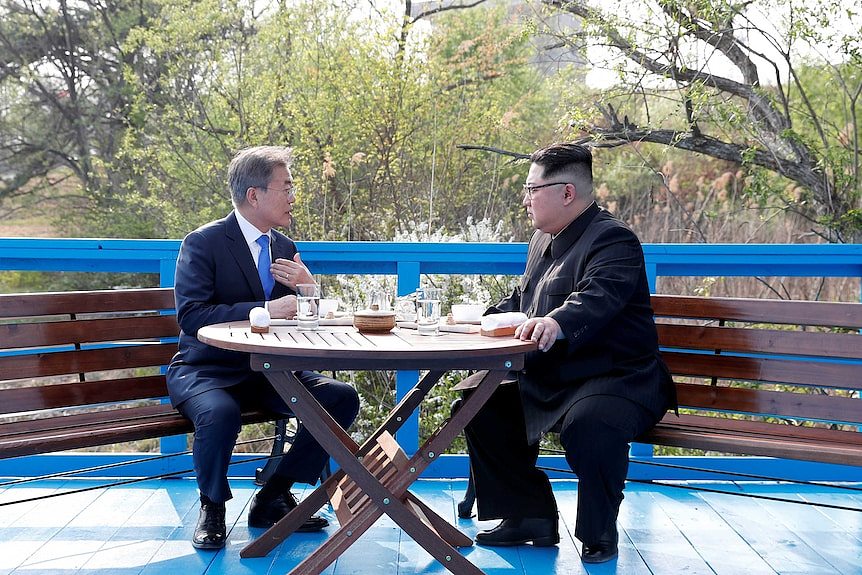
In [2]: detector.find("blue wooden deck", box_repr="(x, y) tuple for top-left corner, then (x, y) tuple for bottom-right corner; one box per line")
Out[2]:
(1, 478), (860, 574)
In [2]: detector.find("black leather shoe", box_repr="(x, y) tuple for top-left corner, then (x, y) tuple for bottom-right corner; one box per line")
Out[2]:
(248, 491), (329, 532)
(193, 501), (226, 550)
(475, 517), (559, 547)
(581, 523), (619, 563)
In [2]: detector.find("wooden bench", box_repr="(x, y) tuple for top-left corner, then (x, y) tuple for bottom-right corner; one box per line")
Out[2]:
(641, 294), (862, 466)
(456, 294), (862, 517)
(0, 288), (279, 468)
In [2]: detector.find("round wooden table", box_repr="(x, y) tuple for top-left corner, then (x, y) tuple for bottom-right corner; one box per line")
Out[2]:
(198, 321), (535, 575)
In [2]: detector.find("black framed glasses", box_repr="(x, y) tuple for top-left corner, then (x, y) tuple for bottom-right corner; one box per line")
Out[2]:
(522, 181), (570, 197)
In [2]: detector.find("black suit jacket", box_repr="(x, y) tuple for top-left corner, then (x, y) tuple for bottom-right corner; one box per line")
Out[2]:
(166, 211), (298, 407)
(490, 202), (675, 443)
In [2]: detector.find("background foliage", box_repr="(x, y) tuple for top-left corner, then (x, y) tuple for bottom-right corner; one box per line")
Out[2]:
(1, 0), (859, 454)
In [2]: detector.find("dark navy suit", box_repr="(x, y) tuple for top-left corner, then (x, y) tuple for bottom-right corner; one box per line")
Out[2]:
(464, 202), (676, 543)
(167, 212), (359, 503)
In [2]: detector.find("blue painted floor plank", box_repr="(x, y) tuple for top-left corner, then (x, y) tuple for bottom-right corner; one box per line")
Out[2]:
(2, 480), (106, 575)
(735, 483), (862, 575)
(697, 484), (842, 575)
(645, 482), (777, 575)
(621, 488), (717, 574)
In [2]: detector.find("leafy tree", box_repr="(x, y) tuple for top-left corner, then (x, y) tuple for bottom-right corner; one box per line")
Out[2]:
(0, 0), (158, 226)
(537, 0), (861, 242)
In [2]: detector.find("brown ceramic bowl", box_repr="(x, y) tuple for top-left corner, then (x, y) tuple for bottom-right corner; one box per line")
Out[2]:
(353, 309), (397, 333)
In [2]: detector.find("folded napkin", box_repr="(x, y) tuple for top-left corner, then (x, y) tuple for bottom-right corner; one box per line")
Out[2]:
(480, 312), (528, 337)
(270, 317), (356, 326)
(396, 321), (480, 334)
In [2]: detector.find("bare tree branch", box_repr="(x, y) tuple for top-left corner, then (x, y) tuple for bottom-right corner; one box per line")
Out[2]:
(411, 0), (489, 24)
(456, 144), (530, 160)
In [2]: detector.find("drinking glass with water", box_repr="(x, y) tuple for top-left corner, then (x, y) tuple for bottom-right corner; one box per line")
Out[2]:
(416, 287), (442, 336)
(296, 283), (320, 331)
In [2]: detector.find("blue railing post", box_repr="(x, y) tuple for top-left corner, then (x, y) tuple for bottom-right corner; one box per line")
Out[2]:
(396, 261), (421, 454)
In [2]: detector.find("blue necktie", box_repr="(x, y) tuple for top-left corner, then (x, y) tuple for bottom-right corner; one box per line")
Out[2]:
(256, 234), (274, 299)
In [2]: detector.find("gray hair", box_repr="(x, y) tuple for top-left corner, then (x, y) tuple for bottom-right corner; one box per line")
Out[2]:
(227, 146), (294, 207)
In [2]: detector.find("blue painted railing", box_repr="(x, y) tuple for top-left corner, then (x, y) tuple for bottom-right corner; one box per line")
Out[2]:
(1, 238), (862, 482)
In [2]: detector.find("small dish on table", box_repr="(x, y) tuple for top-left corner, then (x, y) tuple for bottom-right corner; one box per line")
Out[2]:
(353, 309), (397, 333)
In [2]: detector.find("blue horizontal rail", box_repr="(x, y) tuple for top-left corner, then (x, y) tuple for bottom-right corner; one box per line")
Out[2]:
(3, 238), (862, 279)
(1, 238), (861, 481)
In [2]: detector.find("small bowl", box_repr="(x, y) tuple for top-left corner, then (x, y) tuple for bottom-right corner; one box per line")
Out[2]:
(353, 309), (397, 333)
(451, 304), (484, 324)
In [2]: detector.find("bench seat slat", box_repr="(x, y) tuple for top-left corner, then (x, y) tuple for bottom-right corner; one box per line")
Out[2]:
(652, 294), (862, 328)
(0, 343), (178, 380)
(0, 288), (176, 318)
(0, 403), (177, 437)
(0, 315), (179, 350)
(0, 404), (271, 458)
(675, 382), (862, 425)
(662, 351), (862, 390)
(0, 375), (169, 415)
(657, 323), (861, 359)
(640, 413), (862, 466)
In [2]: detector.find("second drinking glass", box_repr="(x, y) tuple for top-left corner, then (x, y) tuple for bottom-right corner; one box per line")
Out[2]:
(296, 283), (320, 331)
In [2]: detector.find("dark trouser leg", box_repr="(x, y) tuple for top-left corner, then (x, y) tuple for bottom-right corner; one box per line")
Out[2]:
(246, 371), (360, 485)
(177, 388), (244, 504)
(464, 383), (556, 520)
(558, 395), (659, 544)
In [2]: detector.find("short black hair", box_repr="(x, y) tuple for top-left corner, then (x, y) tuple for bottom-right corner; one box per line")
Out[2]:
(529, 142), (593, 180)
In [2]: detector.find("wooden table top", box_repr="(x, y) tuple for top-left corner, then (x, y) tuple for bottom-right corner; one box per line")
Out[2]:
(197, 321), (536, 362)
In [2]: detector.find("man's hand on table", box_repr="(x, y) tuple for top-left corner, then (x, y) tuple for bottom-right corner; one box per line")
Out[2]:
(268, 295), (298, 319)
(515, 317), (562, 352)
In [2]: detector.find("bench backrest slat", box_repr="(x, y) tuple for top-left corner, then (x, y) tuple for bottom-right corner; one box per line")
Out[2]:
(0, 375), (169, 416)
(0, 343), (178, 381)
(675, 382), (862, 424)
(662, 352), (862, 390)
(1, 315), (179, 350)
(657, 324), (860, 359)
(0, 288), (176, 317)
(652, 294), (862, 328)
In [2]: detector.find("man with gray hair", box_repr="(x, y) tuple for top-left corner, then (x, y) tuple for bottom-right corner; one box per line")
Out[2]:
(462, 142), (675, 563)
(167, 146), (359, 550)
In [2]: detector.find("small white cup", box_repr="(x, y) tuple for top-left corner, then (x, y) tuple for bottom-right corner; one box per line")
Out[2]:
(319, 298), (339, 318)
(451, 303), (484, 323)
(416, 287), (442, 336)
(296, 283), (320, 330)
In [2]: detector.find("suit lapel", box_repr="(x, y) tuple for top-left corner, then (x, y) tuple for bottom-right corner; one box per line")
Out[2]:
(225, 212), (266, 300)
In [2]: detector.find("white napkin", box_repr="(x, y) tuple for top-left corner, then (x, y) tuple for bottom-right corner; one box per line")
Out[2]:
(480, 312), (528, 331)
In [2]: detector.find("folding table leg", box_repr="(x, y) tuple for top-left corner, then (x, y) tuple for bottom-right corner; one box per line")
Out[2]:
(403, 492), (473, 547)
(247, 366), (509, 574)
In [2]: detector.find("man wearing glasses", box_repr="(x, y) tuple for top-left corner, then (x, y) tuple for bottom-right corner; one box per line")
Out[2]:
(167, 146), (360, 550)
(462, 142), (676, 563)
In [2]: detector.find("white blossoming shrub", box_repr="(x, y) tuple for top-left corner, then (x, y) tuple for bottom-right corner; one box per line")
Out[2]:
(322, 218), (521, 451)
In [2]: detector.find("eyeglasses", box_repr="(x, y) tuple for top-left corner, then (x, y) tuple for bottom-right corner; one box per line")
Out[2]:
(259, 183), (296, 198)
(522, 181), (570, 197)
